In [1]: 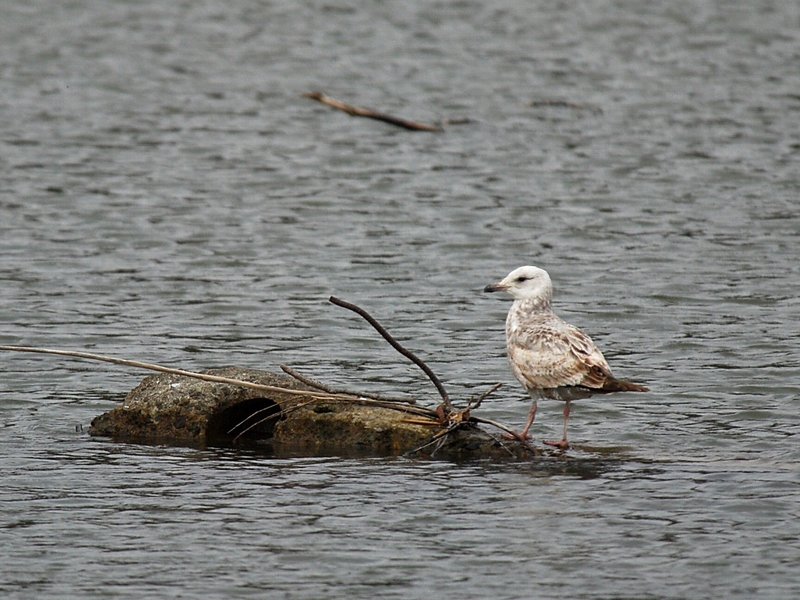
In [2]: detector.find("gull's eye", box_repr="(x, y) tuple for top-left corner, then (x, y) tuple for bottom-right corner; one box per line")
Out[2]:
(515, 276), (528, 283)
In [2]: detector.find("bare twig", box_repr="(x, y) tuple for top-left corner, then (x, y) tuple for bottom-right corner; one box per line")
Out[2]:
(0, 345), (361, 403)
(469, 416), (523, 441)
(279, 365), (330, 392)
(430, 429), (453, 458)
(0, 344), (438, 415)
(466, 383), (503, 411)
(1, 345), (533, 455)
(329, 296), (452, 412)
(346, 398), (437, 418)
(231, 396), (438, 445)
(474, 428), (522, 458)
(305, 91), (443, 132)
(280, 364), (417, 405)
(404, 425), (456, 457)
(230, 400), (319, 443)
(405, 412), (538, 458)
(529, 99), (603, 114)
(470, 417), (538, 457)
(227, 403), (285, 437)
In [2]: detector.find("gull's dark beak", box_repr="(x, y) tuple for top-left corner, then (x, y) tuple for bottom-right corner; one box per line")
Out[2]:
(483, 282), (506, 293)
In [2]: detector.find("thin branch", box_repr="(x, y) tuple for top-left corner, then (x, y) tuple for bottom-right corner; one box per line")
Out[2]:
(469, 417), (537, 457)
(227, 403), (284, 436)
(430, 429), (453, 458)
(328, 296), (452, 411)
(279, 365), (330, 392)
(529, 99), (603, 114)
(280, 364), (417, 404)
(474, 428), (520, 458)
(0, 345), (441, 419)
(466, 383), (503, 411)
(0, 345), (346, 400)
(407, 413), (538, 458)
(304, 91), (443, 132)
(231, 400), (319, 443)
(2, 345), (533, 454)
(469, 416), (523, 441)
(404, 425), (457, 457)
(230, 395), (438, 444)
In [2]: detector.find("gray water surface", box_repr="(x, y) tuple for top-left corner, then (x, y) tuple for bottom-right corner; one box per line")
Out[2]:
(1, 1), (799, 598)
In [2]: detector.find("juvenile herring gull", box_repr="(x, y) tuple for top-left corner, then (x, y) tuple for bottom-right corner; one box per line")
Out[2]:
(484, 265), (648, 448)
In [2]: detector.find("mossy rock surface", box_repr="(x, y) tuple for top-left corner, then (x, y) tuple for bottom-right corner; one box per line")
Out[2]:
(89, 367), (533, 460)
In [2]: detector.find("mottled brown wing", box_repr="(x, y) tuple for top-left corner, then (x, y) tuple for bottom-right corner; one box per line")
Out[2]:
(563, 325), (614, 389)
(507, 322), (613, 391)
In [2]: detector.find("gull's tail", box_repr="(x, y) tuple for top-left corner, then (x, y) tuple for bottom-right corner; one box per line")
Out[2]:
(602, 377), (649, 393)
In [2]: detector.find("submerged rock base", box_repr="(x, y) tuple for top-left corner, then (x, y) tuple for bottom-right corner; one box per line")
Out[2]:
(89, 367), (533, 461)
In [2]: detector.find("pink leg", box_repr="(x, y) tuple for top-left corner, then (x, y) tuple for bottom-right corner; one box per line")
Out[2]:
(544, 400), (571, 449)
(519, 400), (538, 440)
(504, 399), (537, 442)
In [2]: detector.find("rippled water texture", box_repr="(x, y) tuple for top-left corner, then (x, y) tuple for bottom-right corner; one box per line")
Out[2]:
(1, 1), (798, 598)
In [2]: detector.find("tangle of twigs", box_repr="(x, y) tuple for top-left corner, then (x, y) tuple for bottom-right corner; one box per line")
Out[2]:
(1, 299), (526, 456)
(329, 296), (453, 412)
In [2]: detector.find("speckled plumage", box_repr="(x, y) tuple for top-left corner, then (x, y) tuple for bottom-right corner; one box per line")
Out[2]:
(505, 295), (615, 399)
(484, 265), (648, 446)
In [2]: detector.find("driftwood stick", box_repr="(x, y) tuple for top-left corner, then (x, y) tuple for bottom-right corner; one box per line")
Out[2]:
(475, 429), (522, 458)
(228, 402), (285, 437)
(0, 343), (439, 416)
(230, 394), (438, 443)
(404, 425), (455, 457)
(529, 99), (603, 114)
(230, 399), (318, 442)
(279, 365), (330, 392)
(304, 91), (443, 132)
(0, 344), (436, 412)
(430, 429), (454, 458)
(329, 296), (453, 411)
(0, 345), (349, 401)
(341, 397), (436, 416)
(469, 417), (537, 457)
(406, 412), (537, 458)
(466, 383), (503, 411)
(1, 345), (532, 452)
(280, 364), (417, 405)
(468, 416), (535, 454)
(232, 394), (438, 443)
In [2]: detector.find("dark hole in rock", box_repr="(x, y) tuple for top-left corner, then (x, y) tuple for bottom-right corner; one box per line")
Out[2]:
(206, 397), (282, 447)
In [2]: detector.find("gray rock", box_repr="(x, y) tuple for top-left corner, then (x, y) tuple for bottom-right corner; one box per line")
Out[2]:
(89, 367), (535, 460)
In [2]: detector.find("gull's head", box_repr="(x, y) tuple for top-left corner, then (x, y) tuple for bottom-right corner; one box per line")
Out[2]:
(483, 265), (553, 302)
